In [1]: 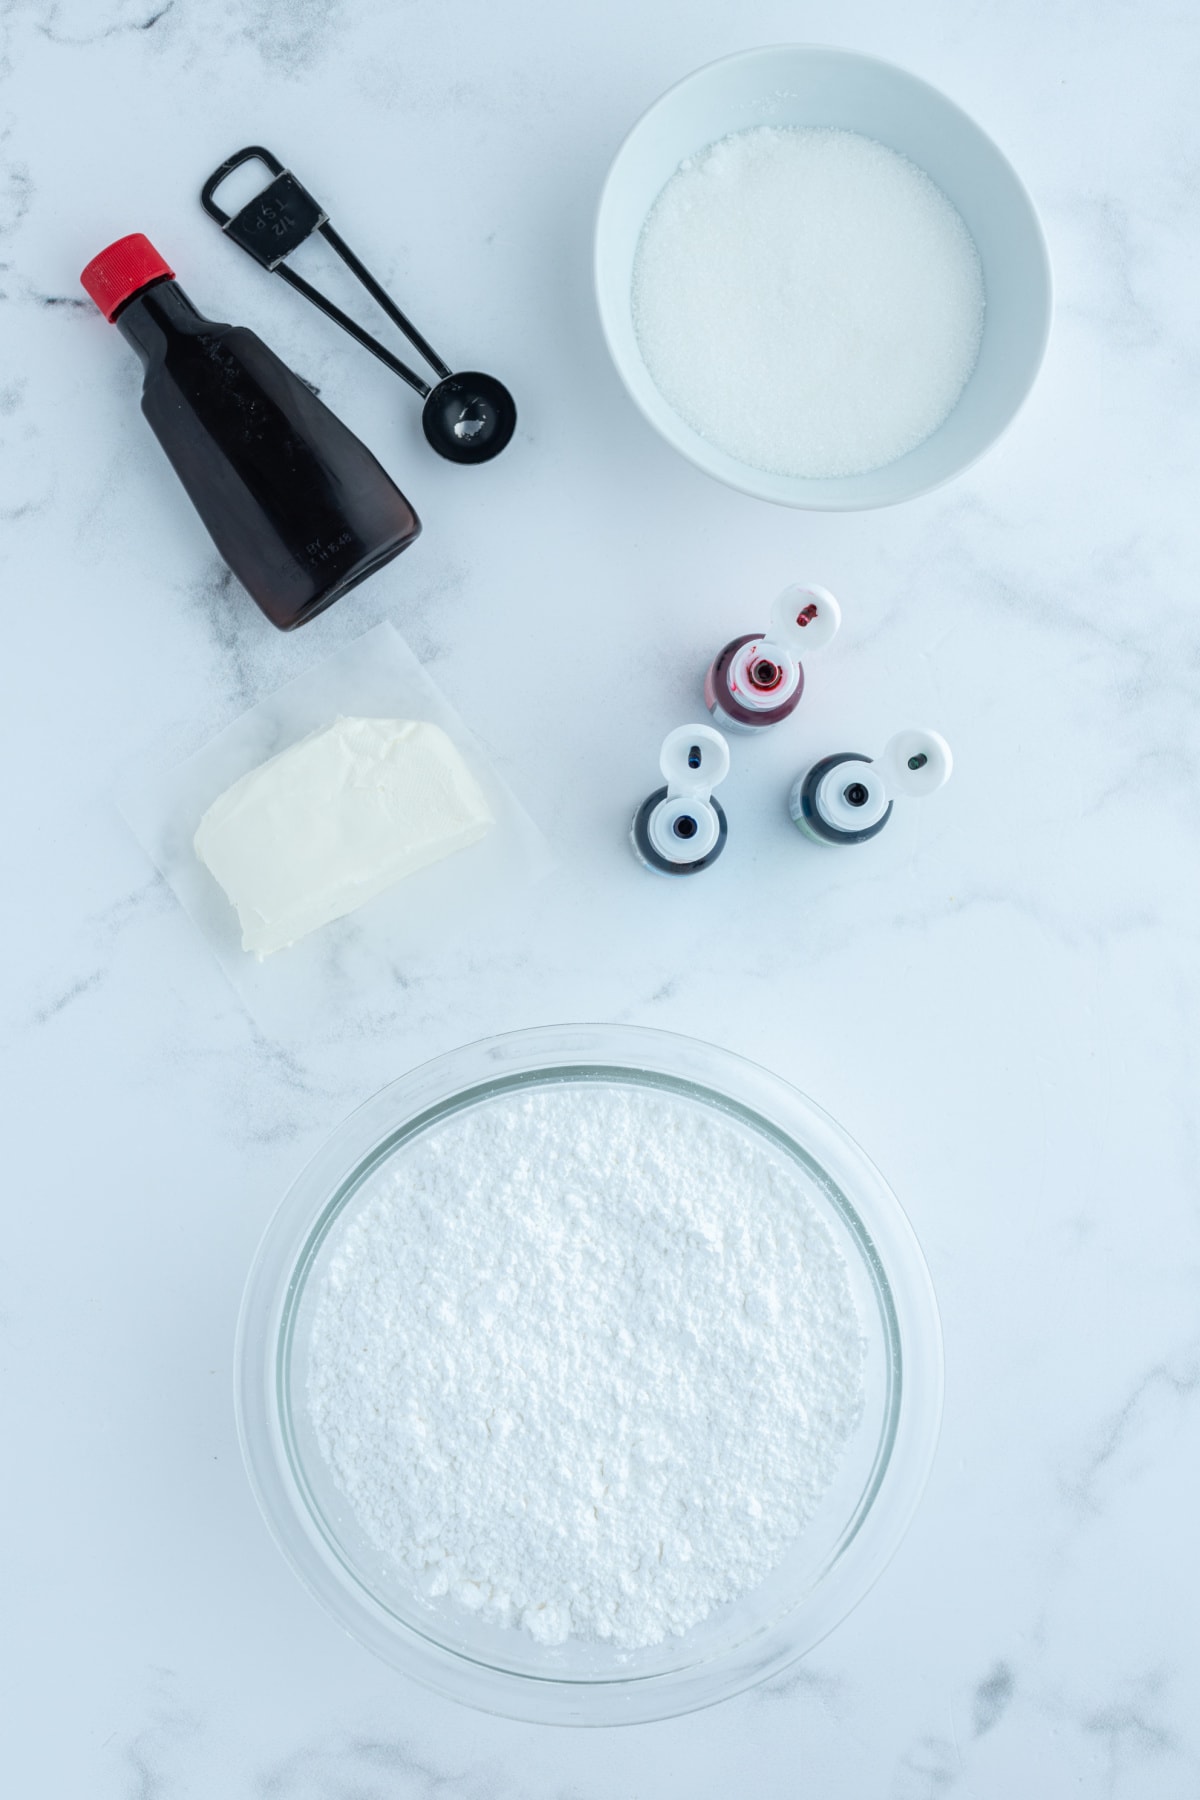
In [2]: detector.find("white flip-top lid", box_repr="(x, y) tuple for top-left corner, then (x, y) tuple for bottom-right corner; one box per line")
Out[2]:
(760, 584), (842, 658)
(660, 724), (731, 798)
(647, 725), (730, 864)
(879, 729), (954, 798)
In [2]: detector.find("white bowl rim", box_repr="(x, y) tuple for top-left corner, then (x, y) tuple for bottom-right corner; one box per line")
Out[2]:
(593, 43), (1054, 511)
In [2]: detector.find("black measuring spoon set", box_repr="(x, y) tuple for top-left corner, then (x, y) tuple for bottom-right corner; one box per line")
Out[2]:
(201, 146), (516, 466)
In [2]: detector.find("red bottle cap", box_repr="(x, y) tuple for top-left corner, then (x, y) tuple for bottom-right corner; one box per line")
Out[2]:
(80, 234), (175, 321)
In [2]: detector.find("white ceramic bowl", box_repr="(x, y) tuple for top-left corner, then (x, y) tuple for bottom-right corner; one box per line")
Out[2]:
(237, 1024), (942, 1724)
(595, 45), (1052, 510)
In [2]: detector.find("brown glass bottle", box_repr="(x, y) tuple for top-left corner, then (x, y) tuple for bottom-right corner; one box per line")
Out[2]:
(81, 235), (421, 630)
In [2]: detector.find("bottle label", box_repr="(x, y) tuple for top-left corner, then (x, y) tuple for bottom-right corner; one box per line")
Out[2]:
(706, 689), (761, 734)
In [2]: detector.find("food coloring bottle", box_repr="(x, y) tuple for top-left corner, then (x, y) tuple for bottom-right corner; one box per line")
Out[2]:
(789, 729), (952, 845)
(631, 725), (731, 875)
(705, 584), (841, 731)
(80, 234), (421, 631)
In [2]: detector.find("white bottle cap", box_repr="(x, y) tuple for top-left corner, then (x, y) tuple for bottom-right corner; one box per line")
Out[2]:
(647, 794), (722, 863)
(648, 725), (730, 864)
(762, 584), (842, 658)
(815, 758), (891, 832)
(879, 729), (953, 799)
(809, 729), (952, 837)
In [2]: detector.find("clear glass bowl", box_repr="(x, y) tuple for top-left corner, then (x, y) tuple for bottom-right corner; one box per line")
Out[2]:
(236, 1025), (942, 1724)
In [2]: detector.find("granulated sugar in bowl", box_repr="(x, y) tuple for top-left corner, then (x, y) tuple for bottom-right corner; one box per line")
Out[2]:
(595, 45), (1052, 510)
(632, 125), (985, 479)
(236, 1026), (943, 1724)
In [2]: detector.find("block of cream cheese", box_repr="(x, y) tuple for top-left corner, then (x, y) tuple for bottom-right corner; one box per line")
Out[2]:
(194, 717), (494, 956)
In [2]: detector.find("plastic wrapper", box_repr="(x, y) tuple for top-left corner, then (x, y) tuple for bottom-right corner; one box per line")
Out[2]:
(120, 622), (553, 1029)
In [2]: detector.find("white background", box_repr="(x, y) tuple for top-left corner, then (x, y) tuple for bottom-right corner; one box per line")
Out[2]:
(3, 0), (1198, 1794)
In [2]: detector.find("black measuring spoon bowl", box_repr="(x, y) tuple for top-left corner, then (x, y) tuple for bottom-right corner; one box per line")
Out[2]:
(423, 371), (517, 463)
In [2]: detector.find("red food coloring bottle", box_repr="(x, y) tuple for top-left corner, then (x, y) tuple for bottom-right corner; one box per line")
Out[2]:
(80, 234), (421, 630)
(704, 585), (841, 731)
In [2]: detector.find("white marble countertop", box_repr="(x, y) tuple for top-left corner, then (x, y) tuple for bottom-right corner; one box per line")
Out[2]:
(4, 0), (1198, 1793)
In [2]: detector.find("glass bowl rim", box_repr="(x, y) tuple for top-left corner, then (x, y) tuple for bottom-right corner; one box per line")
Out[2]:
(235, 1023), (943, 1724)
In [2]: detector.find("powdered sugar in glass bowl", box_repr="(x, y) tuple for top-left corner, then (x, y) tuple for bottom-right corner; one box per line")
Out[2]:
(236, 1024), (942, 1724)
